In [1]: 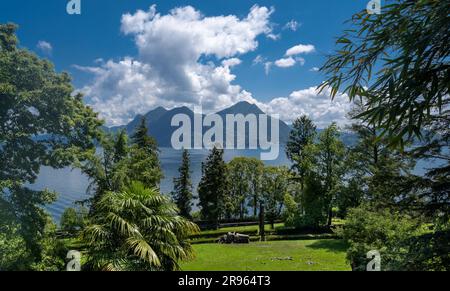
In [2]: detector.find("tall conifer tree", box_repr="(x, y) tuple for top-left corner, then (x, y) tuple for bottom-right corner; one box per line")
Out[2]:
(198, 146), (228, 229)
(172, 149), (193, 219)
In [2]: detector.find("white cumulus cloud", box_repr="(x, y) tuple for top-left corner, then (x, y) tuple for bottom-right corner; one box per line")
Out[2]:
(222, 58), (242, 68)
(256, 86), (351, 127)
(77, 5), (274, 126)
(274, 57), (296, 68)
(286, 44), (315, 56)
(75, 5), (351, 128)
(262, 44), (313, 73)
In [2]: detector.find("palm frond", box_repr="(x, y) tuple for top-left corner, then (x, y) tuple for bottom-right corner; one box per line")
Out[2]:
(83, 181), (199, 271)
(125, 237), (161, 266)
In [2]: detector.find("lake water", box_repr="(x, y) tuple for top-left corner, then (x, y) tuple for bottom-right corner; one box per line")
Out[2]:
(29, 148), (291, 224)
(28, 146), (439, 224)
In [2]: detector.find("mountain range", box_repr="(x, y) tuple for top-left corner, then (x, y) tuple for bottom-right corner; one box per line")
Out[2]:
(106, 101), (292, 148)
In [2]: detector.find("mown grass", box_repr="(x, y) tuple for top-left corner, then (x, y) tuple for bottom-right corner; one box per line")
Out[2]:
(60, 221), (348, 271)
(181, 239), (350, 271)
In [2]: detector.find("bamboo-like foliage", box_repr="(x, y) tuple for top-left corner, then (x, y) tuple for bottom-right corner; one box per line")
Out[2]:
(319, 0), (450, 147)
(82, 181), (199, 271)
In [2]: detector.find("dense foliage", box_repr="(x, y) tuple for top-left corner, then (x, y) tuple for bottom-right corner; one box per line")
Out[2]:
(0, 23), (101, 270)
(198, 147), (228, 228)
(82, 182), (199, 271)
(284, 120), (347, 228)
(261, 166), (290, 229)
(319, 0), (450, 271)
(60, 206), (88, 234)
(225, 157), (264, 219)
(80, 121), (163, 211)
(286, 116), (316, 190)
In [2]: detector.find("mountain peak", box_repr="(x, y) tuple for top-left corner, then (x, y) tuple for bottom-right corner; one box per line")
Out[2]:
(152, 106), (168, 112)
(218, 101), (264, 115)
(145, 106), (167, 116)
(236, 100), (253, 105)
(168, 106), (194, 115)
(109, 101), (291, 146)
(235, 100), (259, 108)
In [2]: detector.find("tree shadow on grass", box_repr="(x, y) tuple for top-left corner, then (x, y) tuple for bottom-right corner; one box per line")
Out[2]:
(306, 239), (349, 253)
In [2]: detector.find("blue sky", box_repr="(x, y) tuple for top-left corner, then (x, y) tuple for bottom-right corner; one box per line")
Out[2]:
(1, 0), (369, 126)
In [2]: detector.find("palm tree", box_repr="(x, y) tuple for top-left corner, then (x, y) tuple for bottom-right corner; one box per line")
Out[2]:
(82, 181), (199, 271)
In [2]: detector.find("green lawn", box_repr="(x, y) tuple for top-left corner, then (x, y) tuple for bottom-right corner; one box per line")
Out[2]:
(181, 239), (350, 271)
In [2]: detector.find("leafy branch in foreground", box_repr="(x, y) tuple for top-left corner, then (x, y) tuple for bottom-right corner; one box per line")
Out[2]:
(319, 0), (449, 145)
(320, 0), (450, 270)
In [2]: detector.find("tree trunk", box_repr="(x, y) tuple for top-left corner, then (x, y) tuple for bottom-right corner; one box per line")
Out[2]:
(253, 195), (257, 218)
(300, 173), (304, 191)
(215, 208), (220, 230)
(215, 220), (219, 230)
(373, 145), (379, 165)
(259, 203), (265, 241)
(327, 206), (333, 227)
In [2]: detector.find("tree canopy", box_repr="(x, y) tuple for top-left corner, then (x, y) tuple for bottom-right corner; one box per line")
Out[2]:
(0, 23), (102, 269)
